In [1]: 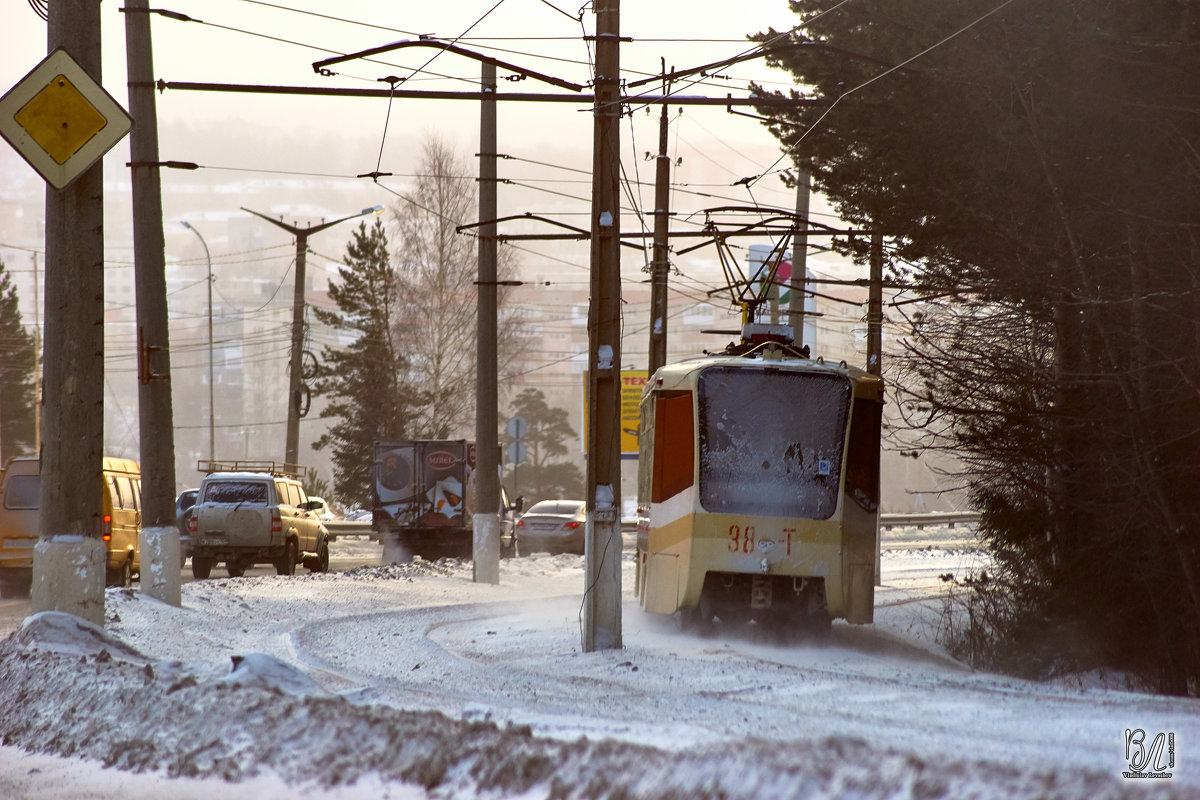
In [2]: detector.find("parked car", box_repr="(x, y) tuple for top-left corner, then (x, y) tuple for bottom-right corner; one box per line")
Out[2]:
(307, 496), (336, 522)
(515, 500), (587, 555)
(175, 488), (198, 566)
(188, 462), (329, 579)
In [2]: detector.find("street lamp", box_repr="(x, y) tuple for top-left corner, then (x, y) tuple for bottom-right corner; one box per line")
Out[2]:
(180, 221), (215, 462)
(242, 204), (384, 468)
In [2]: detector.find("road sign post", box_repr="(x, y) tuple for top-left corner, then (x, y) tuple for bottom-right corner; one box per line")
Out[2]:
(7, 11), (129, 625)
(0, 48), (132, 190)
(506, 416), (527, 499)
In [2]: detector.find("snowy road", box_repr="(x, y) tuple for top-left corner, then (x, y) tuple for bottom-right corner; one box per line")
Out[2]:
(294, 584), (1189, 772)
(260, 551), (1190, 776)
(1, 533), (1197, 798)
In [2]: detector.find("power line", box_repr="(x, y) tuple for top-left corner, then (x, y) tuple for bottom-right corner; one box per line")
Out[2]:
(231, 0), (428, 38)
(370, 0), (509, 176)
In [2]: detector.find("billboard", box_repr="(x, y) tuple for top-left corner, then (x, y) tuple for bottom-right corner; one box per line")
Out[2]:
(581, 370), (648, 457)
(373, 440), (473, 528)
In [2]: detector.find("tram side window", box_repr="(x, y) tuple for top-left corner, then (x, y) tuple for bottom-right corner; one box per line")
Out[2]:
(698, 367), (850, 519)
(845, 397), (882, 512)
(652, 391), (695, 502)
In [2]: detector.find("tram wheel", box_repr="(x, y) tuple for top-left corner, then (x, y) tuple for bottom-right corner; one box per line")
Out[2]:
(680, 601), (716, 637)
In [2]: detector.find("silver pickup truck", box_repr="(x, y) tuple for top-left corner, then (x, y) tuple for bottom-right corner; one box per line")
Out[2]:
(187, 462), (329, 579)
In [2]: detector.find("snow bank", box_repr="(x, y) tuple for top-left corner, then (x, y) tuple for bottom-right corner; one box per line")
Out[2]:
(0, 547), (1193, 799)
(0, 632), (1146, 799)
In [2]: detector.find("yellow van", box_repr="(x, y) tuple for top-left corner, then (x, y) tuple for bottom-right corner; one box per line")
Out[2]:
(0, 456), (142, 596)
(0, 456), (38, 596)
(101, 457), (142, 586)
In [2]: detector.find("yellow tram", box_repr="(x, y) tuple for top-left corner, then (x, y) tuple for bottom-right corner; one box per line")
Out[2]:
(635, 323), (884, 634)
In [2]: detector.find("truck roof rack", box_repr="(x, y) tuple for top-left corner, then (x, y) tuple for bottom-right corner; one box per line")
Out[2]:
(197, 459), (305, 479)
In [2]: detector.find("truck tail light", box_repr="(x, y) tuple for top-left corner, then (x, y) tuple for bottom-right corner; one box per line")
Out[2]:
(272, 511), (282, 533)
(188, 511), (197, 534)
(102, 514), (111, 541)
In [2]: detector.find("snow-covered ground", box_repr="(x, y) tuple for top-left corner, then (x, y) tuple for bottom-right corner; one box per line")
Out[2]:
(0, 534), (1196, 799)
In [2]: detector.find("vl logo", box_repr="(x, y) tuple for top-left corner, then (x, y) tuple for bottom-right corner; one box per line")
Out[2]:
(1123, 728), (1174, 779)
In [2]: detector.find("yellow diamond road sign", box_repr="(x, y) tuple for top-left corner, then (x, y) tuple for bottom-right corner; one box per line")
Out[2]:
(0, 48), (132, 189)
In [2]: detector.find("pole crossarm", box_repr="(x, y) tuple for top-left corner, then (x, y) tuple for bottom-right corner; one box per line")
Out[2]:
(456, 208), (866, 249)
(312, 39), (586, 93)
(700, 205), (843, 233)
(625, 41), (820, 89)
(148, 80), (824, 108)
(490, 225), (870, 247)
(456, 212), (589, 237)
(241, 205), (383, 237)
(459, 214), (647, 250)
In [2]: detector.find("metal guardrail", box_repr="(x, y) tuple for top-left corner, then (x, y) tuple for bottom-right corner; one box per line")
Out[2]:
(324, 520), (375, 541)
(879, 511), (980, 530)
(325, 513), (979, 542)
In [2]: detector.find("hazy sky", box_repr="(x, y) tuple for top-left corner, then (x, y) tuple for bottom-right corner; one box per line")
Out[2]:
(0, 1), (889, 491)
(0, 1), (834, 240)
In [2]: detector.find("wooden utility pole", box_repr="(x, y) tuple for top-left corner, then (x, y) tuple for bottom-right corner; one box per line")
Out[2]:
(125, 0), (181, 605)
(33, 0), (107, 623)
(647, 100), (671, 377)
(583, 0), (623, 652)
(473, 58), (501, 584)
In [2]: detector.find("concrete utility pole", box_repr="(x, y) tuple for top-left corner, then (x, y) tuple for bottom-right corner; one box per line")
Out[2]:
(473, 58), (501, 585)
(867, 232), (883, 377)
(242, 205), (381, 467)
(125, 0), (180, 606)
(33, 0), (107, 624)
(32, 253), (41, 455)
(647, 100), (671, 377)
(789, 160), (812, 348)
(583, 0), (623, 652)
(868, 231), (884, 586)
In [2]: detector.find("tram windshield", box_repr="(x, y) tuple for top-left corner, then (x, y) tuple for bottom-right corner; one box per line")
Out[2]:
(697, 367), (851, 519)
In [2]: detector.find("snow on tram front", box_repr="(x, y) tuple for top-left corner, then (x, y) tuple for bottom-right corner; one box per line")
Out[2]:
(634, 322), (884, 636)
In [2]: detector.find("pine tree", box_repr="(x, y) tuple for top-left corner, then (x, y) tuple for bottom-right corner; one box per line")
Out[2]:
(752, 0), (1200, 692)
(502, 388), (583, 504)
(311, 219), (420, 508)
(0, 258), (36, 462)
